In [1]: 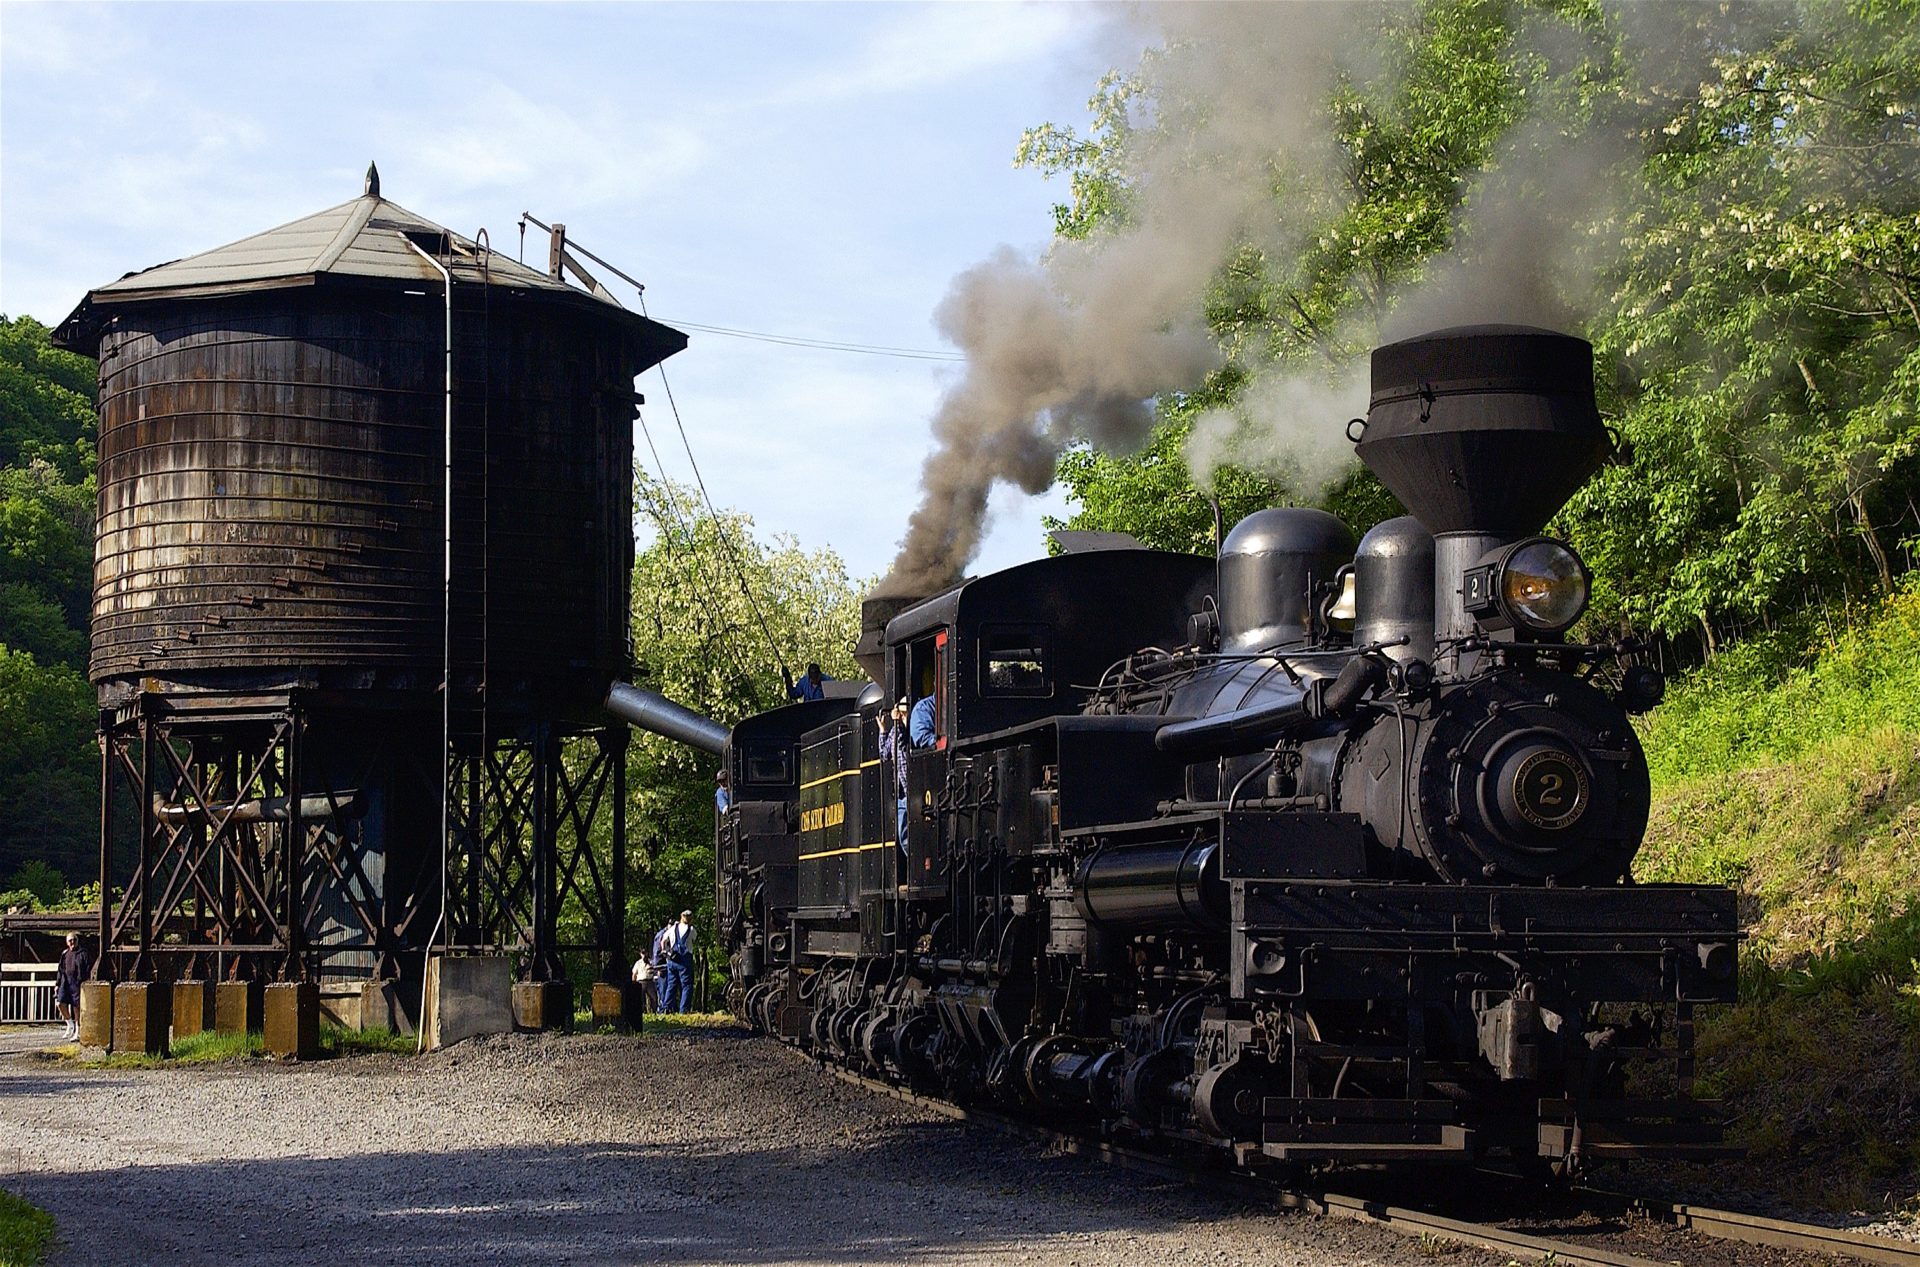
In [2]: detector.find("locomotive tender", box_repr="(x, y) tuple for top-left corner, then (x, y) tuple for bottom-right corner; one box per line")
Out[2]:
(689, 326), (1739, 1172)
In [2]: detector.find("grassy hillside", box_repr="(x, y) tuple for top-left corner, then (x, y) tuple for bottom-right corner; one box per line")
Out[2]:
(1634, 583), (1920, 1208)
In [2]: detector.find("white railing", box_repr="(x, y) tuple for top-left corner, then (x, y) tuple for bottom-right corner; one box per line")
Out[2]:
(0, 962), (58, 1024)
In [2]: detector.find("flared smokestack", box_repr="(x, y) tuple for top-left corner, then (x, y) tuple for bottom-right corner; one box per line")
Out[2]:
(853, 596), (918, 685)
(1354, 325), (1609, 538)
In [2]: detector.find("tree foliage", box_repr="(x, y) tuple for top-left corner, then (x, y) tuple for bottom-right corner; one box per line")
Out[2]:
(1027, 0), (1920, 662)
(0, 316), (97, 882)
(1571, 0), (1920, 649)
(613, 473), (863, 953)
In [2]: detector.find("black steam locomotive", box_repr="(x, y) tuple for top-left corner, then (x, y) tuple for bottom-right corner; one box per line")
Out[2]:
(696, 326), (1739, 1173)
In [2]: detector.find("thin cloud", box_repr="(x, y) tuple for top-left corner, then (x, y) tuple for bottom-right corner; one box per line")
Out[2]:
(374, 78), (712, 213)
(0, 3), (136, 77)
(756, 2), (1085, 108)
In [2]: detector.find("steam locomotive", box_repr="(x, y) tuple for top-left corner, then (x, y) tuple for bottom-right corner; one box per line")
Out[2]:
(672, 326), (1738, 1173)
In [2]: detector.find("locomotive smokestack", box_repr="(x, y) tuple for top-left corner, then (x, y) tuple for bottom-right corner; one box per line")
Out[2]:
(1354, 326), (1610, 670)
(1353, 325), (1608, 538)
(854, 595), (918, 685)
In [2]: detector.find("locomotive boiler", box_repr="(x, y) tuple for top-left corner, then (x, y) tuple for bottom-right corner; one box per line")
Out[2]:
(655, 325), (1738, 1173)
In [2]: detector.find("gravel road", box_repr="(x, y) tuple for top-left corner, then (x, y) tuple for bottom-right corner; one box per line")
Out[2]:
(0, 1024), (1508, 1267)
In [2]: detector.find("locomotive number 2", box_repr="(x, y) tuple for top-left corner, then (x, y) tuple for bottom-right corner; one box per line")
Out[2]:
(1510, 750), (1589, 831)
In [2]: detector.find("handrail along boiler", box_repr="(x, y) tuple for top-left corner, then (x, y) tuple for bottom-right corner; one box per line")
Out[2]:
(643, 326), (1738, 1172)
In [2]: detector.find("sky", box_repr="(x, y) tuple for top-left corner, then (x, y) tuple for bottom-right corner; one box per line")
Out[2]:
(0, 1), (1146, 583)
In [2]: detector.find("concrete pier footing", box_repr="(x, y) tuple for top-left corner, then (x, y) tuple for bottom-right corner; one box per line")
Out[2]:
(263, 982), (320, 1058)
(77, 980), (114, 1050)
(590, 982), (642, 1032)
(511, 980), (573, 1032)
(171, 980), (214, 1039)
(422, 956), (511, 1050)
(112, 982), (170, 1056)
(214, 981), (261, 1034)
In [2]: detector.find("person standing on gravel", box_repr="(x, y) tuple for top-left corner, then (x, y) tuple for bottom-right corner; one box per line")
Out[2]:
(630, 948), (655, 1011)
(55, 932), (90, 1040)
(661, 910), (695, 1013)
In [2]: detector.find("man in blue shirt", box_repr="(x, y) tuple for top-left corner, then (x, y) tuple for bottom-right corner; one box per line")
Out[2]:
(714, 769), (731, 814)
(908, 693), (937, 748)
(648, 923), (672, 1012)
(784, 662), (831, 702)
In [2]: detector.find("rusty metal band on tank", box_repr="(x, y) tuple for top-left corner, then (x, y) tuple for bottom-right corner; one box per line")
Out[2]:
(644, 324), (1744, 1176)
(55, 166), (687, 993)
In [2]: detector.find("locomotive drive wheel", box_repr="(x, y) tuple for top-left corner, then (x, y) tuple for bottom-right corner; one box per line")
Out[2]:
(1192, 1058), (1271, 1142)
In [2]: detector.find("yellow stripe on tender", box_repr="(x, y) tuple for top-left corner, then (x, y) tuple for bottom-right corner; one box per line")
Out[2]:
(797, 841), (896, 861)
(799, 765), (871, 790)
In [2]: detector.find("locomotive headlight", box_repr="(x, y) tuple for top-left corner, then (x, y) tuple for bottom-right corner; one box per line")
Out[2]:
(1463, 538), (1590, 634)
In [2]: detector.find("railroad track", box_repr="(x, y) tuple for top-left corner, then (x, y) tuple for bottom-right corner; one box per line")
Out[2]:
(794, 1047), (1920, 1267)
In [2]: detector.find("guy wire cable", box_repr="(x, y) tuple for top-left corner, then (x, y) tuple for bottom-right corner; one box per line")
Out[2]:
(633, 418), (769, 701)
(636, 290), (796, 685)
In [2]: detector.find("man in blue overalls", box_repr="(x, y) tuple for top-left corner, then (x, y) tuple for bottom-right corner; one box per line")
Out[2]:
(661, 910), (696, 1013)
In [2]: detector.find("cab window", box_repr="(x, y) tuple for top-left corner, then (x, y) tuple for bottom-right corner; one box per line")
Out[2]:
(978, 623), (1051, 697)
(740, 740), (793, 786)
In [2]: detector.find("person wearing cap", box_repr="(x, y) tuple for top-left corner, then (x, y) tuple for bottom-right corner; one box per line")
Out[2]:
(875, 697), (910, 851)
(661, 909), (696, 1013)
(714, 768), (732, 814)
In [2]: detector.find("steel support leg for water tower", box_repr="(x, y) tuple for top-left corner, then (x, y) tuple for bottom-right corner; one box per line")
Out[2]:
(607, 725), (628, 985)
(97, 709), (113, 984)
(134, 708), (156, 981)
(529, 724), (561, 983)
(283, 710), (305, 983)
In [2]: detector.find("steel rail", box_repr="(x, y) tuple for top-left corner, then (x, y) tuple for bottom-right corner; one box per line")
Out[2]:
(1585, 1188), (1920, 1266)
(794, 1051), (1673, 1267)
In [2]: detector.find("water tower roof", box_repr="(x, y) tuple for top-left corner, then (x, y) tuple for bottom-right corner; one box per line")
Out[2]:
(55, 183), (684, 364)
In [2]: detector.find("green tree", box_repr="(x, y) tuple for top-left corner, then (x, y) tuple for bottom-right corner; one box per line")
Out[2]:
(0, 645), (96, 880)
(0, 316), (97, 482)
(1568, 0), (1920, 649)
(561, 474), (864, 982)
(1027, 1), (1920, 664)
(3, 859), (68, 908)
(0, 316), (98, 883)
